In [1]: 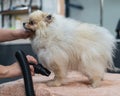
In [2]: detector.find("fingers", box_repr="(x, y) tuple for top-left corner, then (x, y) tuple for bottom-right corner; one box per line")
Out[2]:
(26, 55), (38, 64)
(30, 65), (35, 76)
(26, 55), (38, 75)
(16, 29), (28, 39)
(21, 29), (34, 38)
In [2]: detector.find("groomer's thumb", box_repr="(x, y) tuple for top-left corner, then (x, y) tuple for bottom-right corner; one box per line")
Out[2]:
(30, 65), (35, 76)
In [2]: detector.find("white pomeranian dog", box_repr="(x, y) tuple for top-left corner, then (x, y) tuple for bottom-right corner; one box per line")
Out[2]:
(23, 10), (117, 87)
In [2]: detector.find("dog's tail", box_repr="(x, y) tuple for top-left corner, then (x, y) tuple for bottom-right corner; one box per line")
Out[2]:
(107, 64), (120, 72)
(107, 46), (120, 72)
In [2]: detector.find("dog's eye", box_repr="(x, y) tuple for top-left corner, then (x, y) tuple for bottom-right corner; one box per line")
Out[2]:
(46, 15), (52, 20)
(29, 21), (34, 25)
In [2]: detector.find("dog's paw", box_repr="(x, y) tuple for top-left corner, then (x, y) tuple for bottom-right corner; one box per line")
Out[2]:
(46, 80), (62, 87)
(91, 83), (101, 88)
(91, 80), (101, 88)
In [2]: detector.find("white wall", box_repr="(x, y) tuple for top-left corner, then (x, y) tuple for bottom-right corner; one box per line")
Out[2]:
(103, 0), (120, 36)
(0, 0), (58, 28)
(70, 0), (120, 36)
(70, 0), (100, 24)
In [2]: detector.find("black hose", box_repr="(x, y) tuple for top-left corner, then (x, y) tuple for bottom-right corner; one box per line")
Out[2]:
(15, 50), (35, 96)
(15, 50), (51, 96)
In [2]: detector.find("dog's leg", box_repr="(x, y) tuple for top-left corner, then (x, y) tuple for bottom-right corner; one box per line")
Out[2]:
(89, 76), (102, 88)
(80, 52), (105, 88)
(39, 47), (69, 87)
(47, 61), (67, 87)
(86, 69), (104, 88)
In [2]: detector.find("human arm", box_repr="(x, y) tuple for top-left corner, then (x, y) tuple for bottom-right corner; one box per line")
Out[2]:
(0, 29), (32, 42)
(0, 55), (37, 78)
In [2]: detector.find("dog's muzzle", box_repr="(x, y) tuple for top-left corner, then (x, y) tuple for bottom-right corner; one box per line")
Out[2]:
(23, 22), (34, 32)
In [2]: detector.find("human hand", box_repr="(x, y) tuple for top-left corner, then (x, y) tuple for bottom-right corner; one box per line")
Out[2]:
(3, 55), (38, 78)
(26, 55), (38, 75)
(14, 29), (34, 39)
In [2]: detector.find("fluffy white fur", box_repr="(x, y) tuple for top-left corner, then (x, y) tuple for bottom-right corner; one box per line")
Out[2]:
(24, 10), (116, 87)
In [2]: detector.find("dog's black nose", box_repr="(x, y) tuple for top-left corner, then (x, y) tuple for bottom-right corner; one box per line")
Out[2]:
(23, 23), (26, 26)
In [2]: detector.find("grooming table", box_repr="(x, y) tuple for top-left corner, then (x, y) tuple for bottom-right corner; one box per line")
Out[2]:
(0, 71), (120, 96)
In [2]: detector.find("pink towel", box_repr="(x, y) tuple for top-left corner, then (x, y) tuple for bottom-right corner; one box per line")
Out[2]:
(0, 72), (120, 96)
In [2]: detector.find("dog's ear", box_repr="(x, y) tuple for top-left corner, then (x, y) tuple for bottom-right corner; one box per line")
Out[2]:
(45, 14), (53, 24)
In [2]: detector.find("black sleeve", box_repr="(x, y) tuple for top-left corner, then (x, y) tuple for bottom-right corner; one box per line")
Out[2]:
(116, 19), (120, 32)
